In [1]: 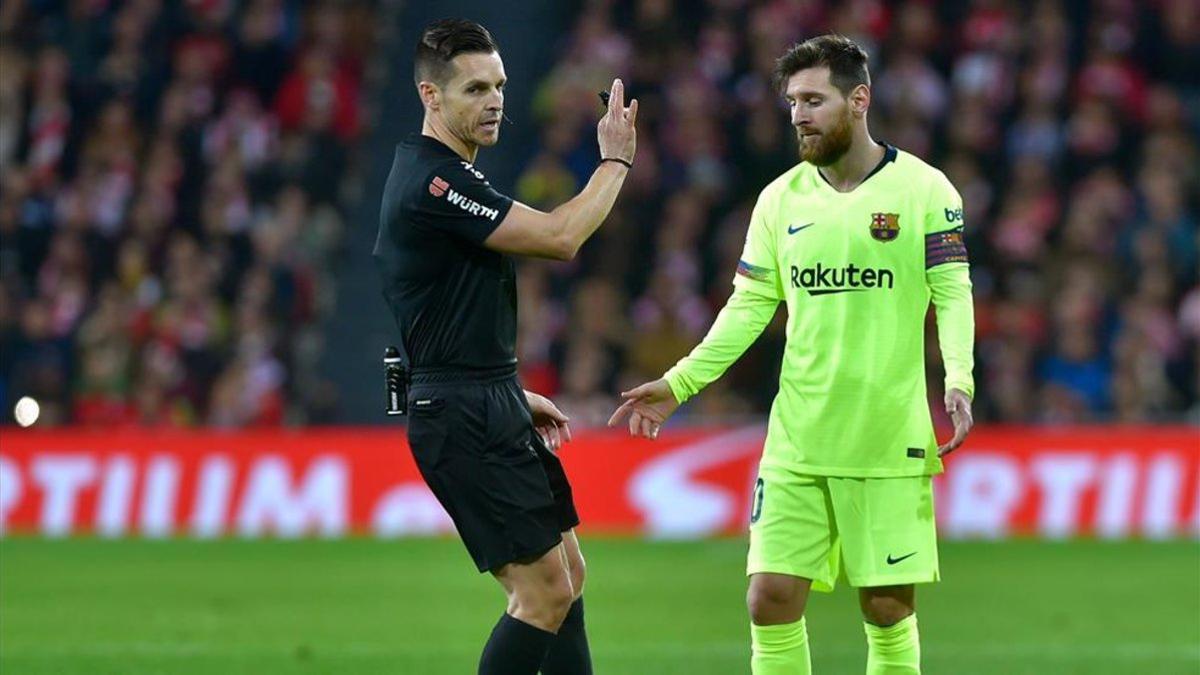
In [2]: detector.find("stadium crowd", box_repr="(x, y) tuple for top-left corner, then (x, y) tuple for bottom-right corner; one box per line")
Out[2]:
(0, 0), (374, 426)
(2, 0), (1196, 429)
(512, 0), (1199, 426)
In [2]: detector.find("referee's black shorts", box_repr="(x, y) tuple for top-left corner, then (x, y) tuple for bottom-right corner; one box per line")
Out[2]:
(405, 365), (580, 573)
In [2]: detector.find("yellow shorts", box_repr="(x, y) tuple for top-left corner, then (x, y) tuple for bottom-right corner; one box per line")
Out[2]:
(746, 463), (940, 592)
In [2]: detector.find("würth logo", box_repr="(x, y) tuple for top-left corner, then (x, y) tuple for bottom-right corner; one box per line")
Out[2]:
(427, 176), (501, 221)
(446, 189), (501, 221)
(428, 176), (449, 197)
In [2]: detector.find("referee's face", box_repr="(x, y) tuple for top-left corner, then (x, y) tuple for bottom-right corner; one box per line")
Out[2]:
(440, 51), (507, 149)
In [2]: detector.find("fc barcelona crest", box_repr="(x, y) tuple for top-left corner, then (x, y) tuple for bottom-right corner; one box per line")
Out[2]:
(870, 212), (900, 242)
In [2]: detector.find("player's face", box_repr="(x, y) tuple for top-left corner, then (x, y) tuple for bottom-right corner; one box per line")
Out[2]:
(440, 51), (506, 147)
(784, 67), (855, 166)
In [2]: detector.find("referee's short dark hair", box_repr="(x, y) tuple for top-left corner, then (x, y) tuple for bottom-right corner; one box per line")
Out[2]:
(774, 34), (870, 97)
(415, 19), (500, 87)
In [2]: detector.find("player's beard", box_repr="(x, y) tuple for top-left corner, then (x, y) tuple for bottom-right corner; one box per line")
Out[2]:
(797, 107), (854, 166)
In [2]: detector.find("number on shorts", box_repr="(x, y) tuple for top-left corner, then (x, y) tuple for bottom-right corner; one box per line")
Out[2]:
(750, 477), (764, 524)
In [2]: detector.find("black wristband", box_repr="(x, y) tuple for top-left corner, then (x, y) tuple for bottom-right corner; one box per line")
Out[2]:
(600, 157), (633, 169)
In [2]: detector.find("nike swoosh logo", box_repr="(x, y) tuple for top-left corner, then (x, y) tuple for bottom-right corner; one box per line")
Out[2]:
(886, 552), (917, 565)
(787, 222), (814, 235)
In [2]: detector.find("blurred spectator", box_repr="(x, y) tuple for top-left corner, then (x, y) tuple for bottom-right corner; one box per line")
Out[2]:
(5, 0), (1196, 427)
(2, 1), (373, 426)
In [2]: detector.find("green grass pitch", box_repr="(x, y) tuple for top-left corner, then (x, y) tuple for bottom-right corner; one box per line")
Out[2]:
(1, 537), (1197, 674)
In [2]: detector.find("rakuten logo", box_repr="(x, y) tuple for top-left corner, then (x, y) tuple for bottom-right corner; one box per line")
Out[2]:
(790, 262), (895, 295)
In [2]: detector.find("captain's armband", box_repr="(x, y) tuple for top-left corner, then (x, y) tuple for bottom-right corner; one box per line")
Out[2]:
(925, 227), (968, 269)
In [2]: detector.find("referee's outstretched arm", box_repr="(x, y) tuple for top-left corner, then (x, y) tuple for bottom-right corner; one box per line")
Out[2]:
(484, 78), (638, 261)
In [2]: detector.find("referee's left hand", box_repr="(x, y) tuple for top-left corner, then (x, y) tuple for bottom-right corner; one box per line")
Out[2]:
(937, 388), (974, 458)
(525, 390), (573, 452)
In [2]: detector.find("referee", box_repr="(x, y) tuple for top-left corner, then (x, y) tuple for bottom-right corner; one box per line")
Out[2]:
(373, 19), (637, 675)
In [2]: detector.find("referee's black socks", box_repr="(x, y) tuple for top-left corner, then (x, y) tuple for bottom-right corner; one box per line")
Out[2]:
(479, 613), (555, 675)
(541, 598), (593, 674)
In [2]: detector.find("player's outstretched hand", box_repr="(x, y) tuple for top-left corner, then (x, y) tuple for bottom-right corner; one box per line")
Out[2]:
(525, 390), (572, 452)
(597, 78), (637, 165)
(937, 388), (974, 458)
(607, 379), (679, 440)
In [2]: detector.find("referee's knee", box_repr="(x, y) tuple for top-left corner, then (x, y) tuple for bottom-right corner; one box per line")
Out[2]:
(510, 567), (574, 629)
(540, 575), (576, 628)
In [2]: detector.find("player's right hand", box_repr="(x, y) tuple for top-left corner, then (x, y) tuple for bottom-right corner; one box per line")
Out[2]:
(597, 78), (637, 165)
(607, 378), (678, 440)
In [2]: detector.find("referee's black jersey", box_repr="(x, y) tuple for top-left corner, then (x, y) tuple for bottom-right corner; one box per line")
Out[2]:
(373, 134), (517, 370)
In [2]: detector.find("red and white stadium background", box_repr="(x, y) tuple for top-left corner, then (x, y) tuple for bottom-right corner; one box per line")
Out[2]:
(0, 427), (1196, 539)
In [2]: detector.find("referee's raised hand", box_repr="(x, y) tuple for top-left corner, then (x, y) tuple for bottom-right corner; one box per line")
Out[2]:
(598, 78), (637, 165)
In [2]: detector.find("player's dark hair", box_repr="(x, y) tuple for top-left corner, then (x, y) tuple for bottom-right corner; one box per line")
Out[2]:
(774, 34), (870, 96)
(414, 19), (500, 87)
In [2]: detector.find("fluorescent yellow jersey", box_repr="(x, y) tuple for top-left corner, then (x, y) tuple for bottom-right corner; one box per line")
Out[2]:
(666, 145), (975, 477)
